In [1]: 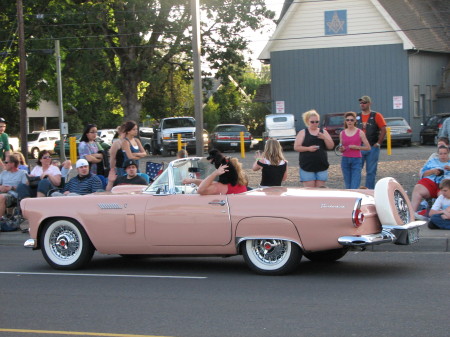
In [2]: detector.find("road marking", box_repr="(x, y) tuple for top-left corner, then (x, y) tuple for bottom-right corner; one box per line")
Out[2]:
(0, 329), (172, 336)
(0, 271), (206, 279)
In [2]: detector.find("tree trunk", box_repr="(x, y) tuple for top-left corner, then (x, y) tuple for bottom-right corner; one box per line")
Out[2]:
(120, 71), (142, 122)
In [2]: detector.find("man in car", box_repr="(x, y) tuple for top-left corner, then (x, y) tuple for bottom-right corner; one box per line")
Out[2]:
(51, 159), (103, 196)
(112, 159), (147, 188)
(0, 117), (11, 170)
(0, 155), (28, 218)
(356, 95), (386, 189)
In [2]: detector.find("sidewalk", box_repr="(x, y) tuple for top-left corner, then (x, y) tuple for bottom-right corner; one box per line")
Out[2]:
(1, 220), (448, 252)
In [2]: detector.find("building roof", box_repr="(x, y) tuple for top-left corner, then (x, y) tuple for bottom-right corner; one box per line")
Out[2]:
(377, 0), (449, 53)
(261, 0), (449, 61)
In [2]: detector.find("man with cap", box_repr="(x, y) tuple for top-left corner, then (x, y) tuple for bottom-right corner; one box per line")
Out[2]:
(52, 159), (103, 196)
(0, 117), (11, 169)
(112, 159), (147, 188)
(356, 95), (386, 189)
(0, 155), (28, 218)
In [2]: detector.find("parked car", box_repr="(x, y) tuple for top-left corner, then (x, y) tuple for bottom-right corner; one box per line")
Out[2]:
(53, 133), (111, 156)
(209, 124), (253, 152)
(262, 114), (296, 149)
(419, 113), (450, 145)
(322, 113), (345, 145)
(22, 157), (424, 275)
(97, 129), (116, 146)
(139, 127), (154, 155)
(27, 130), (61, 159)
(383, 117), (412, 146)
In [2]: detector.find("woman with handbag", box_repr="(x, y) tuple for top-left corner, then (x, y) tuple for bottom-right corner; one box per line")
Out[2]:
(17, 150), (62, 199)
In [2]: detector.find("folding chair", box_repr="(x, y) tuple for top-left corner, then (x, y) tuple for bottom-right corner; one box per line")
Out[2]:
(146, 161), (165, 183)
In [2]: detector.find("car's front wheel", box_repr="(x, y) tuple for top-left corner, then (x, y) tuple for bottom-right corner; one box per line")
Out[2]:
(242, 239), (302, 275)
(40, 219), (95, 270)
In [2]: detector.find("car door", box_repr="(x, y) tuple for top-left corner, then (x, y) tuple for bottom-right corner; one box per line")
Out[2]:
(145, 194), (232, 246)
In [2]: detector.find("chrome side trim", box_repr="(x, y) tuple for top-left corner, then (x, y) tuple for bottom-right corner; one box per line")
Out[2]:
(24, 239), (36, 248)
(235, 237), (303, 250)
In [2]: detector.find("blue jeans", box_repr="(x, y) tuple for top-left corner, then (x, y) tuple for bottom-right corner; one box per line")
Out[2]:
(341, 156), (362, 189)
(361, 146), (380, 189)
(430, 214), (450, 229)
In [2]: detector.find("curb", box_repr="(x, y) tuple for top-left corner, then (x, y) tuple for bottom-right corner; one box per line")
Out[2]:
(1, 230), (449, 252)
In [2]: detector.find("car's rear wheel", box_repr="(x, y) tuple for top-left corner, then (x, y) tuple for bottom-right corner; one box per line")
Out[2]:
(242, 239), (302, 275)
(374, 177), (414, 226)
(40, 219), (94, 270)
(303, 248), (349, 262)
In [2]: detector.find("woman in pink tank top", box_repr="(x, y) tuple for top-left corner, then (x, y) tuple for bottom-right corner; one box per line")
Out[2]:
(338, 111), (371, 189)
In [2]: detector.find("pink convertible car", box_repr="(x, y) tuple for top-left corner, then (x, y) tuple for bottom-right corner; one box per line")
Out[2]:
(22, 157), (424, 275)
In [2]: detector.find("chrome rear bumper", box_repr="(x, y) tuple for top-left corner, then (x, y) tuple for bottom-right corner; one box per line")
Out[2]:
(338, 221), (426, 247)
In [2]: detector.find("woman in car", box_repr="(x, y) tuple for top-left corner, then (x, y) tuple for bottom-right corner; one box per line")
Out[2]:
(182, 156), (248, 195)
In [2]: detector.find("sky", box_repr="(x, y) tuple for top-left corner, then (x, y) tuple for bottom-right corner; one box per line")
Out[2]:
(246, 0), (284, 69)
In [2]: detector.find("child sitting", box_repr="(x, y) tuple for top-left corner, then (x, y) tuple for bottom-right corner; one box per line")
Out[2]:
(428, 179), (450, 229)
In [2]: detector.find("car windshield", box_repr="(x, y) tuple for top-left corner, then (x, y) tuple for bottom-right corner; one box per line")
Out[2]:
(27, 134), (40, 142)
(162, 118), (195, 128)
(386, 119), (408, 127)
(215, 125), (247, 132)
(145, 157), (215, 195)
(327, 115), (344, 126)
(426, 116), (443, 127)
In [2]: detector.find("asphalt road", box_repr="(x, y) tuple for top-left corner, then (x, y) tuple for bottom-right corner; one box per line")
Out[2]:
(1, 246), (449, 337)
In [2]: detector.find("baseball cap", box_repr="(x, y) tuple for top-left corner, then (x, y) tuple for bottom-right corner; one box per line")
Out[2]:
(76, 158), (89, 168)
(358, 95), (372, 103)
(123, 159), (138, 169)
(0, 117), (7, 124)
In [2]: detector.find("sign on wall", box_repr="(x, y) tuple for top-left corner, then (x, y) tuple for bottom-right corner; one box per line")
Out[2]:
(275, 101), (285, 114)
(393, 96), (403, 109)
(325, 10), (347, 35)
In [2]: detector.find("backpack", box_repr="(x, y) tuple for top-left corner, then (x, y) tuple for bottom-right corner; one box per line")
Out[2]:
(0, 217), (20, 232)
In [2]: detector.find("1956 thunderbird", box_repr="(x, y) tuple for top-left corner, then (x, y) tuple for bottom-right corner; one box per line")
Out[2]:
(22, 157), (425, 275)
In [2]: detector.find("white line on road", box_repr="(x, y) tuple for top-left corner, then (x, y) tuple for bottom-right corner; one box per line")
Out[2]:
(0, 271), (206, 279)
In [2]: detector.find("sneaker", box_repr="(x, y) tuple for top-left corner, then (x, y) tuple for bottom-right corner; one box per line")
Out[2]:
(427, 221), (439, 230)
(415, 212), (429, 221)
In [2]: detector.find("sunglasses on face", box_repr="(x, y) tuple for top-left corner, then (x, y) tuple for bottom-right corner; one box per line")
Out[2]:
(42, 156), (51, 159)
(3, 161), (9, 164)
(360, 101), (368, 104)
(346, 119), (355, 122)
(310, 121), (320, 124)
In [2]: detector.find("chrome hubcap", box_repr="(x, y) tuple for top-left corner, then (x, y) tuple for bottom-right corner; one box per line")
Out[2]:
(394, 190), (410, 223)
(252, 240), (288, 265)
(49, 226), (80, 260)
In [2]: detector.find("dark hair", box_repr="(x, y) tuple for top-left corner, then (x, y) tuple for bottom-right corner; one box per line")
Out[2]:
(437, 145), (449, 153)
(36, 150), (51, 166)
(207, 149), (239, 186)
(121, 120), (137, 134)
(80, 123), (97, 142)
(438, 137), (450, 146)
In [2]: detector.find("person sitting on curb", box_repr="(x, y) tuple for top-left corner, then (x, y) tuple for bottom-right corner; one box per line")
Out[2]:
(411, 145), (450, 220)
(51, 159), (103, 197)
(427, 179), (450, 230)
(109, 159), (147, 190)
(0, 155), (28, 218)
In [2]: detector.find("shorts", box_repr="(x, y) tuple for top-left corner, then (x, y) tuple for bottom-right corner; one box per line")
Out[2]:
(0, 192), (17, 208)
(417, 178), (439, 198)
(299, 168), (328, 182)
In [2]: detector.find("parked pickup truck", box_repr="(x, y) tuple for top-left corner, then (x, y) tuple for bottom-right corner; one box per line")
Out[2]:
(151, 117), (207, 156)
(262, 113), (297, 149)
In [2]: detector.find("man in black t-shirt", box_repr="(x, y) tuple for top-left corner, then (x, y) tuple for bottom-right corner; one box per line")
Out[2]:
(113, 159), (147, 187)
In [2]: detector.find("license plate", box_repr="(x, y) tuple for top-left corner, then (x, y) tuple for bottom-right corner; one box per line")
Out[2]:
(407, 227), (419, 244)
(230, 142), (238, 146)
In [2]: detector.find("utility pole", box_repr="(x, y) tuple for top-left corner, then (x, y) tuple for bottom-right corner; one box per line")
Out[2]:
(17, 0), (28, 158)
(55, 40), (67, 161)
(191, 0), (204, 156)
